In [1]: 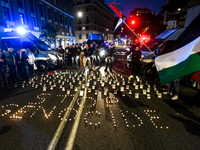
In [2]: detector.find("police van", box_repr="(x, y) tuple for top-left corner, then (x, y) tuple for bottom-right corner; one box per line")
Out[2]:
(0, 30), (58, 72)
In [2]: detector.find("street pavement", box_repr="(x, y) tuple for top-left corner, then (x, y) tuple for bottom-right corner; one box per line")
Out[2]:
(0, 48), (200, 150)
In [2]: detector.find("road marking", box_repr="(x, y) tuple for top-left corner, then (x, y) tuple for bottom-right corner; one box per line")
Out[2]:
(47, 86), (81, 150)
(65, 82), (88, 150)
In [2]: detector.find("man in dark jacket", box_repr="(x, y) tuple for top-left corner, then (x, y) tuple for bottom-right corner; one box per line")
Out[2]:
(105, 44), (114, 73)
(65, 44), (72, 68)
(71, 44), (80, 69)
(57, 45), (67, 70)
(0, 52), (9, 90)
(5, 47), (18, 83)
(21, 49), (30, 82)
(84, 44), (92, 68)
(131, 45), (141, 75)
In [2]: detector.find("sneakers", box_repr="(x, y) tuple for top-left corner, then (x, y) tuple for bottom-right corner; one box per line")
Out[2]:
(171, 95), (178, 100)
(163, 91), (172, 95)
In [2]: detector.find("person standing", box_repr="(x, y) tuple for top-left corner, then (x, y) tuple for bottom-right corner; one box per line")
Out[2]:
(15, 49), (22, 77)
(65, 44), (72, 68)
(84, 44), (92, 69)
(0, 52), (9, 90)
(80, 43), (85, 67)
(105, 44), (114, 73)
(131, 45), (141, 75)
(163, 79), (180, 100)
(20, 49), (30, 82)
(57, 45), (66, 70)
(27, 49), (35, 75)
(89, 43), (95, 67)
(5, 47), (18, 83)
(95, 43), (101, 65)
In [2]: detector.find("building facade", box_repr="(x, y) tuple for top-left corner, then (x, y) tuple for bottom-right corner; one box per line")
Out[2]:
(0, 0), (75, 49)
(74, 0), (115, 44)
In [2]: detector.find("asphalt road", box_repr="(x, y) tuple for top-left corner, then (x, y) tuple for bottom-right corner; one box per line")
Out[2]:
(0, 47), (200, 150)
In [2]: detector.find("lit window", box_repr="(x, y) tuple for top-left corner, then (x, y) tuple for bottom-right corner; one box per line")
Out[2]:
(79, 34), (82, 39)
(19, 13), (24, 24)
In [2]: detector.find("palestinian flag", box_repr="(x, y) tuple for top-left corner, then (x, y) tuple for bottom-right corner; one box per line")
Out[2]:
(155, 13), (200, 85)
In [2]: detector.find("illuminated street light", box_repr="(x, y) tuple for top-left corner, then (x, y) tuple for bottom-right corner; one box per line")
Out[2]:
(78, 12), (82, 17)
(17, 27), (26, 35)
(106, 29), (109, 31)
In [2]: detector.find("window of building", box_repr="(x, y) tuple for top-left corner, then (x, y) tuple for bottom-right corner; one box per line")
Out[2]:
(79, 34), (82, 39)
(86, 26), (89, 30)
(32, 17), (36, 27)
(19, 13), (25, 24)
(54, 11), (58, 22)
(86, 7), (89, 12)
(65, 5), (67, 11)
(60, 14), (63, 24)
(78, 18), (82, 24)
(2, 7), (11, 21)
(69, 28), (72, 34)
(2, 0), (9, 2)
(86, 16), (89, 24)
(39, 3), (44, 17)
(65, 27), (68, 33)
(41, 20), (45, 27)
(69, 18), (72, 26)
(18, 0), (24, 9)
(60, 2), (62, 8)
(69, 7), (72, 13)
(65, 16), (67, 25)
(47, 7), (51, 20)
(86, 33), (89, 39)
(78, 26), (81, 31)
(30, 0), (35, 13)
(54, 0), (57, 5)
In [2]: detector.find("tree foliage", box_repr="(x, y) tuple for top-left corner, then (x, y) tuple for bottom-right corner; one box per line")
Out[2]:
(39, 23), (57, 43)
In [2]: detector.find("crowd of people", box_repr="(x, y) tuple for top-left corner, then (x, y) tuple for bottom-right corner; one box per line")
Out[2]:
(0, 42), (115, 91)
(56, 42), (115, 72)
(0, 48), (35, 91)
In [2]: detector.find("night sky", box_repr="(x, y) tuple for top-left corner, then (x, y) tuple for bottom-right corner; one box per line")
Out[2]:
(104, 0), (166, 18)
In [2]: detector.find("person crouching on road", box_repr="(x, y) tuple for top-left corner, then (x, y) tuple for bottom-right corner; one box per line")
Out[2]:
(131, 45), (141, 75)
(83, 44), (92, 69)
(21, 49), (30, 83)
(105, 43), (114, 73)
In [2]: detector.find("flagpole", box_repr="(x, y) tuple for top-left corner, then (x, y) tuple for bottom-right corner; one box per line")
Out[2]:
(122, 20), (156, 57)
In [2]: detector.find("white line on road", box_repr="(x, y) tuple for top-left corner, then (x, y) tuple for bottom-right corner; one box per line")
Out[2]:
(64, 87), (87, 150)
(47, 86), (81, 150)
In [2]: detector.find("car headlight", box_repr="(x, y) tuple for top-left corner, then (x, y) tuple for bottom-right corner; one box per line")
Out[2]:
(48, 53), (57, 61)
(100, 50), (105, 56)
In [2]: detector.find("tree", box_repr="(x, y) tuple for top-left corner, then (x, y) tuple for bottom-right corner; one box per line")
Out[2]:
(39, 23), (57, 47)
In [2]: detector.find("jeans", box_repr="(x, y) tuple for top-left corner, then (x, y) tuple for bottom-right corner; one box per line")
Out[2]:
(72, 56), (79, 69)
(8, 65), (18, 82)
(169, 79), (180, 95)
(21, 66), (29, 82)
(105, 57), (113, 71)
(28, 64), (35, 74)
(83, 57), (91, 68)
(0, 68), (8, 88)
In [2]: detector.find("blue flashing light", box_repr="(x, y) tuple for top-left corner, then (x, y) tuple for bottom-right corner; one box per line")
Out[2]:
(17, 27), (26, 35)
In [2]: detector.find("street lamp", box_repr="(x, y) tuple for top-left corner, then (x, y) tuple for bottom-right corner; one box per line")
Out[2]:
(78, 12), (82, 17)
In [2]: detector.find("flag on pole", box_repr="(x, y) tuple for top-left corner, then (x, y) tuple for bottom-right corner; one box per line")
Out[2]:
(109, 0), (123, 18)
(155, 13), (200, 85)
(113, 16), (126, 32)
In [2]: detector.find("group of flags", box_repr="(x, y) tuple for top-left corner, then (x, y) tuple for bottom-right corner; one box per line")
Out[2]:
(109, 1), (200, 85)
